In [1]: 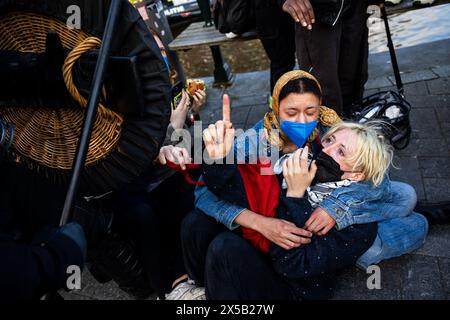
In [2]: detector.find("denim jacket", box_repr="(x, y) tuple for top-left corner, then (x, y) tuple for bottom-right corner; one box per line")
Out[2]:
(319, 175), (392, 230)
(195, 119), (391, 230)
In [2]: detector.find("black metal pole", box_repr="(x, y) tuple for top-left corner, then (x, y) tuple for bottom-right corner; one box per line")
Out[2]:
(380, 3), (404, 96)
(59, 0), (122, 226)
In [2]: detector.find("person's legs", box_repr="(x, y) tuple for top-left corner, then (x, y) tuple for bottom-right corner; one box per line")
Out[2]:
(180, 209), (228, 285)
(378, 181), (418, 220)
(338, 0), (369, 114)
(114, 191), (169, 296)
(112, 172), (195, 298)
(260, 14), (296, 92)
(150, 173), (195, 286)
(205, 232), (294, 300)
(356, 212), (428, 269)
(295, 20), (343, 114)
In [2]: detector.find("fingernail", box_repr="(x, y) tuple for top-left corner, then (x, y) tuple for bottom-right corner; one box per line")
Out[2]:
(307, 25), (312, 30)
(302, 22), (307, 27)
(312, 18), (315, 23)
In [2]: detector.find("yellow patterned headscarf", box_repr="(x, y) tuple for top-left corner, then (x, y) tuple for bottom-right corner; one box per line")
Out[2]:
(263, 70), (341, 149)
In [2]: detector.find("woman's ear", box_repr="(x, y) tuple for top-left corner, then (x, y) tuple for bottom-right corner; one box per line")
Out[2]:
(348, 172), (365, 182)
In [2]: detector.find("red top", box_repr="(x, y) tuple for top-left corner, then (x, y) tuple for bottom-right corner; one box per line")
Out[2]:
(237, 162), (280, 253)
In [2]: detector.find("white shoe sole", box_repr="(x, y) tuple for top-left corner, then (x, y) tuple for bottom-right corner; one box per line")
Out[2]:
(386, 0), (402, 4)
(413, 0), (435, 4)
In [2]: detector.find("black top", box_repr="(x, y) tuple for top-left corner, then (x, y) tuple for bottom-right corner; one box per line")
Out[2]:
(202, 162), (377, 300)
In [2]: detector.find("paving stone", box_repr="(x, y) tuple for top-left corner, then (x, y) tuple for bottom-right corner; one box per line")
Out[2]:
(245, 104), (271, 128)
(427, 77), (450, 95)
(400, 255), (446, 300)
(230, 105), (251, 124)
(59, 291), (98, 300)
(390, 155), (426, 200)
(229, 70), (271, 97)
(365, 76), (393, 89)
(389, 69), (438, 85)
(423, 178), (450, 203)
(377, 81), (429, 96)
(333, 260), (403, 300)
(403, 81), (430, 96)
(418, 157), (450, 178)
(229, 94), (269, 107)
(409, 108), (442, 139)
(437, 258), (450, 299)
(407, 94), (450, 109)
(432, 65), (450, 78)
(414, 225), (450, 259)
(435, 107), (450, 135)
(396, 139), (449, 157)
(364, 88), (380, 96)
(62, 270), (133, 300)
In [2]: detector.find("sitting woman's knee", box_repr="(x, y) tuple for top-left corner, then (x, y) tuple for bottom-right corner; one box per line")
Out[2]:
(391, 181), (417, 212)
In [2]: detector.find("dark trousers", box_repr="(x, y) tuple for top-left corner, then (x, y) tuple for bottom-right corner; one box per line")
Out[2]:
(295, 0), (369, 116)
(116, 172), (194, 297)
(260, 13), (296, 93)
(181, 210), (294, 300)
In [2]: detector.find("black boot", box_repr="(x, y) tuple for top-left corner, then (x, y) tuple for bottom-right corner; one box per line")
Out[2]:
(88, 232), (154, 300)
(415, 201), (450, 225)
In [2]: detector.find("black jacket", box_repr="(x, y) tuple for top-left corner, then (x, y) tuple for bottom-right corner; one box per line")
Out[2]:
(0, 228), (84, 299)
(276, 0), (351, 26)
(0, 161), (84, 299)
(213, 0), (256, 35)
(201, 162), (377, 300)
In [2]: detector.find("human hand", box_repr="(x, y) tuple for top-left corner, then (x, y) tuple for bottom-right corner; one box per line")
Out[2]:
(282, 0), (315, 30)
(305, 207), (336, 235)
(170, 90), (190, 130)
(203, 94), (235, 160)
(283, 146), (317, 198)
(191, 89), (206, 113)
(58, 222), (87, 258)
(158, 145), (191, 170)
(255, 215), (312, 250)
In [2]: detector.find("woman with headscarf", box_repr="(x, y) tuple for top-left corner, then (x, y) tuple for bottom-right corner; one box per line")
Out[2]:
(170, 70), (426, 299)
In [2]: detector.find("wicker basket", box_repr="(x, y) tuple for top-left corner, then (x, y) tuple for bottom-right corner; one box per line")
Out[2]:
(0, 11), (123, 170)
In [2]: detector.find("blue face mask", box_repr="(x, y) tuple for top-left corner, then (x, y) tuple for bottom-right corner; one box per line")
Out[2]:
(280, 120), (318, 148)
(162, 55), (170, 76)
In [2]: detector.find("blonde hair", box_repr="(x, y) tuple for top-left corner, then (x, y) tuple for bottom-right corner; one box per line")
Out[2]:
(322, 121), (394, 187)
(263, 70), (341, 149)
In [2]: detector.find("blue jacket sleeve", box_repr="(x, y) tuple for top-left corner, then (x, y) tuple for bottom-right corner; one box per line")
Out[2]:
(195, 184), (245, 230)
(319, 176), (391, 230)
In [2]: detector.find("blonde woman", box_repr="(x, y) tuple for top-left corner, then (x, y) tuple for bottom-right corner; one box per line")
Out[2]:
(200, 121), (401, 299)
(174, 71), (427, 299)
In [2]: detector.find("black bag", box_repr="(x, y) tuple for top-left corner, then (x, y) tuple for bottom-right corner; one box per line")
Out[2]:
(349, 3), (411, 150)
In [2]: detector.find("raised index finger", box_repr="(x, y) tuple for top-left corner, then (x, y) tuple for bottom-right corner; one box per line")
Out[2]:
(222, 93), (231, 122)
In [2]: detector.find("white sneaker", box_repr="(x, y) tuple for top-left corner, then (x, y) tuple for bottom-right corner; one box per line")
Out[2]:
(385, 0), (402, 4)
(225, 32), (239, 39)
(165, 281), (206, 300)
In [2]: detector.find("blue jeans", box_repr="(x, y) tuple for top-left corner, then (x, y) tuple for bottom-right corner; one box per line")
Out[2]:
(356, 181), (428, 269)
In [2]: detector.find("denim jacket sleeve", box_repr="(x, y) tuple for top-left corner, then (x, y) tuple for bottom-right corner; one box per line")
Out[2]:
(194, 184), (244, 230)
(319, 175), (391, 230)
